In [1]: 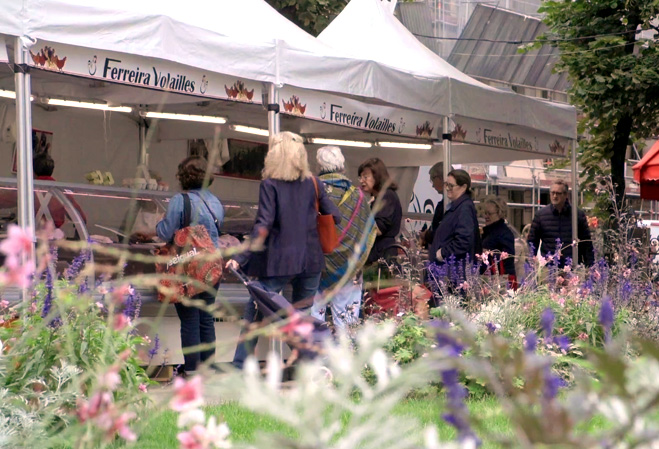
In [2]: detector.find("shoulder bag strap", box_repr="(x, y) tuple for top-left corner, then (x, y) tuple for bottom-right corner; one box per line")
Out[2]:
(182, 193), (192, 228)
(188, 191), (222, 235)
(338, 188), (364, 243)
(310, 176), (320, 214)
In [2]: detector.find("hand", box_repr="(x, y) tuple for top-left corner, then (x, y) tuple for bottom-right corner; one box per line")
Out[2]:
(436, 248), (444, 262)
(225, 259), (240, 271)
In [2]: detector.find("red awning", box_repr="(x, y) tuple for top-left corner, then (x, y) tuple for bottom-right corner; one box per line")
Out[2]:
(632, 140), (659, 200)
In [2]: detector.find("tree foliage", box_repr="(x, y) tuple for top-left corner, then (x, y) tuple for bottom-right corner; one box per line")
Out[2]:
(537, 0), (659, 205)
(266, 0), (350, 35)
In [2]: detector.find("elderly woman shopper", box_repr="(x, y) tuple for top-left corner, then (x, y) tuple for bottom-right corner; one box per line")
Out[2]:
(358, 158), (402, 264)
(480, 195), (517, 286)
(310, 146), (376, 331)
(156, 157), (224, 377)
(429, 169), (481, 276)
(226, 132), (340, 369)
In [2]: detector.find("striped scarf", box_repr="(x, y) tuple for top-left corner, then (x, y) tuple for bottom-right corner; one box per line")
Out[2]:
(319, 173), (376, 291)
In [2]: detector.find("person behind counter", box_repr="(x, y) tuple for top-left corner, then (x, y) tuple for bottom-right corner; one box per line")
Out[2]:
(0, 153), (87, 230)
(358, 158), (402, 264)
(225, 131), (340, 369)
(429, 169), (481, 281)
(156, 156), (224, 377)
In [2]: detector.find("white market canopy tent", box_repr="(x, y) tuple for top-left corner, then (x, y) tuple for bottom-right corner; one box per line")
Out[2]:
(316, 0), (578, 164)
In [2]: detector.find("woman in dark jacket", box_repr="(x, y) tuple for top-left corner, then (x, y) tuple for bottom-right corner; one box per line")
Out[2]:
(358, 158), (402, 264)
(429, 169), (481, 274)
(226, 131), (340, 368)
(480, 195), (516, 281)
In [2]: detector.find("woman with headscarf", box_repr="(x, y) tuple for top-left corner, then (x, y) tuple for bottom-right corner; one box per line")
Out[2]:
(310, 146), (376, 331)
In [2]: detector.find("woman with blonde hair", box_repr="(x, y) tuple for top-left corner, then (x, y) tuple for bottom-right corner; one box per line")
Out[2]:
(480, 195), (517, 287)
(226, 131), (340, 368)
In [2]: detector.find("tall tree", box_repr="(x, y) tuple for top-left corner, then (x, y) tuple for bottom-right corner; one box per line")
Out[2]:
(266, 0), (349, 35)
(538, 1), (659, 206)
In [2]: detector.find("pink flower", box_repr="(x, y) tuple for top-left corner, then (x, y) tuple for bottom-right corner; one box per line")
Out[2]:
(170, 376), (204, 413)
(178, 426), (207, 449)
(0, 225), (33, 257)
(500, 251), (509, 260)
(77, 391), (113, 422)
(0, 259), (35, 289)
(110, 412), (137, 442)
(0, 300), (8, 309)
(177, 418), (230, 449)
(577, 332), (588, 341)
(139, 383), (148, 393)
(99, 367), (121, 391)
(563, 265), (572, 273)
(556, 276), (565, 285)
(280, 312), (314, 339)
(113, 314), (131, 331)
(112, 284), (135, 305)
(592, 270), (601, 281)
(459, 281), (470, 291)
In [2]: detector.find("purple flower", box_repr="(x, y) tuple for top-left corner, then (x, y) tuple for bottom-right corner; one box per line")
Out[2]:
(65, 249), (91, 281)
(543, 367), (565, 401)
(440, 368), (480, 445)
(564, 257), (573, 267)
(148, 334), (160, 362)
(540, 307), (555, 340)
(41, 264), (54, 319)
(524, 331), (538, 353)
(553, 335), (570, 352)
(599, 297), (614, 343)
(122, 285), (142, 321)
(485, 322), (497, 334)
(433, 320), (463, 357)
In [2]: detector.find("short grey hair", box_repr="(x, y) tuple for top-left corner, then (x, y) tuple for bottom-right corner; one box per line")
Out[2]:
(481, 195), (508, 218)
(316, 146), (345, 173)
(429, 162), (444, 179)
(552, 179), (569, 194)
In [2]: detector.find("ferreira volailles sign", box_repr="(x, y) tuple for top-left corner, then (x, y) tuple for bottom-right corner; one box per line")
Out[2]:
(451, 117), (570, 157)
(27, 41), (261, 104)
(278, 86), (442, 140)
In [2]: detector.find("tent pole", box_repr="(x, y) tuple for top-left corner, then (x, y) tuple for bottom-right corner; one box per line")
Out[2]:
(14, 38), (35, 244)
(571, 139), (579, 267)
(138, 120), (148, 167)
(14, 37), (35, 302)
(442, 117), (451, 212)
(268, 83), (280, 140)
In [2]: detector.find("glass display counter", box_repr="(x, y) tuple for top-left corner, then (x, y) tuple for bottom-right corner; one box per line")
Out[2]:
(0, 177), (257, 306)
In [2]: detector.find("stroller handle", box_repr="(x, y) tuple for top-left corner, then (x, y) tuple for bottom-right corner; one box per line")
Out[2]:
(228, 266), (250, 286)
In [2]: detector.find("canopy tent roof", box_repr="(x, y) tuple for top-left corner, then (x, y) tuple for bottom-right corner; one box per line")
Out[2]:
(633, 140), (659, 200)
(318, 0), (577, 152)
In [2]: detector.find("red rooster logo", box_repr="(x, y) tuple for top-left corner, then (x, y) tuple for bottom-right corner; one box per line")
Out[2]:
(451, 124), (467, 141)
(416, 121), (434, 138)
(224, 80), (254, 102)
(30, 46), (66, 71)
(282, 95), (307, 116)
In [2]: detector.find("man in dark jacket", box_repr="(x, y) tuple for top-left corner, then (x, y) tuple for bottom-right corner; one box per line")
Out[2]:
(527, 179), (594, 267)
(422, 162), (445, 247)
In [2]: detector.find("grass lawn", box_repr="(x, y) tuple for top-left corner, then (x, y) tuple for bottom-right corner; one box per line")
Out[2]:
(122, 396), (612, 449)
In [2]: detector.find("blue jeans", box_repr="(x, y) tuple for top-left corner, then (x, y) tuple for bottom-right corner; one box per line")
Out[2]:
(175, 289), (216, 373)
(311, 276), (362, 331)
(232, 272), (321, 369)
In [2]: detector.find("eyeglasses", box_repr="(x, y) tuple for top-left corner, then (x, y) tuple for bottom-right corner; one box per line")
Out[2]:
(550, 191), (566, 196)
(445, 182), (457, 190)
(358, 174), (373, 181)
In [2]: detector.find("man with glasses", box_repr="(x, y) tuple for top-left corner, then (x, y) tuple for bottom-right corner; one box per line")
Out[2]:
(527, 179), (594, 267)
(421, 162), (445, 248)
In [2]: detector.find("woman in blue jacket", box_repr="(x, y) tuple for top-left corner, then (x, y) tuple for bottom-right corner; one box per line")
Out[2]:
(226, 132), (340, 368)
(429, 169), (481, 279)
(156, 157), (224, 376)
(480, 195), (517, 286)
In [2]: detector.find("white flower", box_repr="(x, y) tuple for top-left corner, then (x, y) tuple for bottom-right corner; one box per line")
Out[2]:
(177, 408), (205, 428)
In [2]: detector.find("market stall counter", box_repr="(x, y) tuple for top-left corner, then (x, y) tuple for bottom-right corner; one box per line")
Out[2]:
(0, 177), (287, 364)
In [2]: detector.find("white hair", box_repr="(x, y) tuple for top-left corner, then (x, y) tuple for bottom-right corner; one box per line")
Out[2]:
(316, 146), (345, 173)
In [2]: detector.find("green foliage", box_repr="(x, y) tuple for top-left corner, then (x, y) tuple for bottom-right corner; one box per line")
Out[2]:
(267, 0), (413, 36)
(537, 0), (659, 202)
(384, 314), (434, 365)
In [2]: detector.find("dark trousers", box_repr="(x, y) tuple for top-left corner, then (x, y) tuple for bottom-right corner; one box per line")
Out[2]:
(175, 289), (216, 373)
(232, 272), (321, 369)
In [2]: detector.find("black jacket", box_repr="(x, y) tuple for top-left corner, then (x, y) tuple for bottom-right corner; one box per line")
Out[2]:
(367, 188), (403, 264)
(429, 194), (481, 265)
(481, 219), (516, 276)
(527, 203), (594, 267)
(423, 199), (444, 247)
